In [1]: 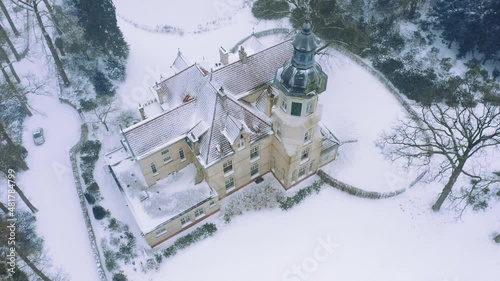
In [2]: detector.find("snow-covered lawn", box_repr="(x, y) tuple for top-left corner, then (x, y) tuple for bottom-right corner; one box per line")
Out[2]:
(114, 0), (250, 31)
(319, 53), (417, 193)
(18, 94), (100, 281)
(146, 185), (500, 281)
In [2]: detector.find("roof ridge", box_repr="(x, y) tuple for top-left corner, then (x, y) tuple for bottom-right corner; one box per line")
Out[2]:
(123, 98), (197, 133)
(226, 95), (271, 126)
(157, 64), (203, 88)
(203, 94), (220, 165)
(212, 40), (292, 74)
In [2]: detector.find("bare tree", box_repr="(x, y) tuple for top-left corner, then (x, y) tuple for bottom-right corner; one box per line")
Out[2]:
(88, 99), (117, 131)
(0, 23), (20, 60)
(41, 0), (62, 35)
(0, 0), (19, 36)
(14, 0), (70, 86)
(0, 44), (21, 82)
(380, 89), (500, 211)
(0, 207), (52, 280)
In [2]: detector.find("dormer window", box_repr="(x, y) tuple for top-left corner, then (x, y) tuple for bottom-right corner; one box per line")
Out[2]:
(238, 135), (245, 150)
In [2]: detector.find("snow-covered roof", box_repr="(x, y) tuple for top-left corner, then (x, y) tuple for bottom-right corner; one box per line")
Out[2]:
(238, 34), (266, 55)
(111, 161), (216, 233)
(123, 41), (292, 166)
(171, 49), (193, 73)
(123, 100), (197, 159)
(210, 40), (293, 97)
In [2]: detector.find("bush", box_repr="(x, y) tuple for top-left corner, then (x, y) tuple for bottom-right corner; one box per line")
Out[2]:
(105, 56), (127, 81)
(162, 223), (217, 260)
(84, 192), (96, 205)
(222, 183), (285, 223)
(86, 181), (100, 195)
(112, 273), (128, 281)
(279, 180), (323, 210)
(93, 71), (116, 96)
(252, 0), (289, 20)
(79, 99), (98, 112)
(92, 205), (108, 220)
(80, 140), (102, 165)
(104, 250), (118, 271)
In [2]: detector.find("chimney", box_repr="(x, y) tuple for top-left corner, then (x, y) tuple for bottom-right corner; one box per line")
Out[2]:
(139, 105), (146, 120)
(218, 86), (227, 108)
(238, 47), (248, 63)
(219, 46), (229, 65)
(190, 132), (200, 156)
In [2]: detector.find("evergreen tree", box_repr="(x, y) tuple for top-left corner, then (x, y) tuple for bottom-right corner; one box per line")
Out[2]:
(432, 0), (500, 63)
(73, 0), (129, 58)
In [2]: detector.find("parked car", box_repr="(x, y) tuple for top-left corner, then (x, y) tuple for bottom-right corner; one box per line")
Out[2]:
(32, 127), (45, 145)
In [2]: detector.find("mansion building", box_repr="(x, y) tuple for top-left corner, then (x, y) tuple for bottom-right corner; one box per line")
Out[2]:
(107, 18), (339, 247)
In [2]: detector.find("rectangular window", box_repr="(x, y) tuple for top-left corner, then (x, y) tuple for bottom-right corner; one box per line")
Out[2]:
(155, 228), (168, 237)
(292, 170), (297, 182)
(309, 160), (315, 173)
(179, 149), (185, 161)
(223, 159), (233, 174)
(291, 102), (302, 116)
(209, 200), (216, 208)
(301, 147), (310, 161)
(180, 216), (191, 226)
(225, 177), (235, 190)
(151, 163), (158, 174)
(306, 101), (313, 115)
(194, 208), (205, 219)
(299, 165), (307, 178)
(304, 129), (312, 143)
(281, 97), (288, 111)
(162, 149), (171, 163)
(250, 162), (259, 177)
(250, 146), (259, 160)
(238, 135), (245, 150)
(276, 122), (282, 139)
(271, 157), (276, 171)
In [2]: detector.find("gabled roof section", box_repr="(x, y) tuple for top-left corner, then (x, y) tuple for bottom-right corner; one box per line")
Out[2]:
(123, 100), (197, 159)
(211, 40), (293, 97)
(171, 49), (193, 73)
(198, 96), (273, 166)
(255, 86), (278, 116)
(156, 65), (207, 111)
(239, 34), (266, 54)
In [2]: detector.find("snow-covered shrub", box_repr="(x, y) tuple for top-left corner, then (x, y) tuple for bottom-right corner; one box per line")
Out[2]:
(280, 180), (323, 211)
(495, 234), (500, 244)
(104, 249), (118, 271)
(222, 182), (285, 223)
(162, 223), (217, 260)
(79, 99), (98, 112)
(84, 192), (96, 205)
(105, 56), (127, 82)
(86, 182), (100, 196)
(112, 272), (128, 281)
(93, 71), (116, 97)
(92, 205), (108, 220)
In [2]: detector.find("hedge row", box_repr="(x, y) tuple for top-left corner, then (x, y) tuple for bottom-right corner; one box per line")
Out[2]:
(279, 180), (323, 210)
(79, 140), (102, 203)
(157, 223), (217, 262)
